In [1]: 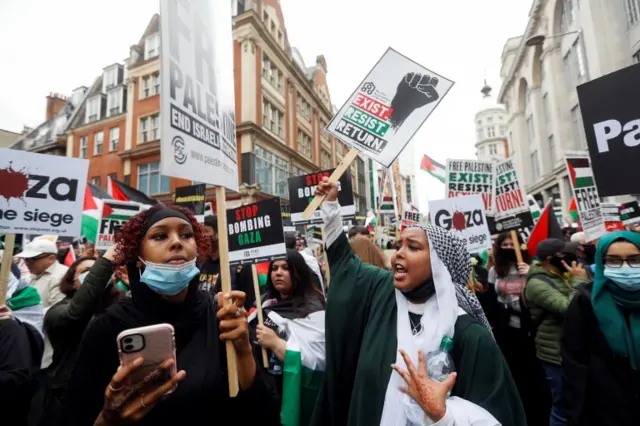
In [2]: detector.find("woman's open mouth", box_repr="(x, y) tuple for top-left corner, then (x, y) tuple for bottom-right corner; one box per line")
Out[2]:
(166, 255), (187, 264)
(393, 264), (408, 281)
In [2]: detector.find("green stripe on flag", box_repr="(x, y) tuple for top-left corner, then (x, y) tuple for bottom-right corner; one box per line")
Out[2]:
(574, 176), (594, 188)
(281, 350), (324, 426)
(106, 214), (136, 221)
(427, 169), (446, 183)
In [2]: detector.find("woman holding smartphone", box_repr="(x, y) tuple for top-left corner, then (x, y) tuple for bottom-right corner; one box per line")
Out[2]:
(61, 205), (280, 426)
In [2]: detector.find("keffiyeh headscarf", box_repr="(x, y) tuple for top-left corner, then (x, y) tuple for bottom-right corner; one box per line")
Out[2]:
(409, 223), (491, 331)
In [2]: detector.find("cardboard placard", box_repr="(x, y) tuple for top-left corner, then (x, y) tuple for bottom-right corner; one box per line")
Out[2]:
(174, 184), (206, 222)
(429, 194), (492, 253)
(445, 159), (494, 213)
(621, 201), (640, 226)
(493, 158), (533, 232)
(289, 169), (355, 225)
(95, 201), (143, 250)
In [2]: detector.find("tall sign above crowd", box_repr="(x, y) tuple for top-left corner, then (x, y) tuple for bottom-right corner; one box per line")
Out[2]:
(160, 0), (238, 191)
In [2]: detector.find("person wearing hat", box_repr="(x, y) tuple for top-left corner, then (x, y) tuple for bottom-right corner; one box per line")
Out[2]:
(524, 238), (590, 426)
(15, 239), (68, 310)
(571, 231), (596, 277)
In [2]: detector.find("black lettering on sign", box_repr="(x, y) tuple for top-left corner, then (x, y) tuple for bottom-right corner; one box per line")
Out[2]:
(26, 175), (78, 201)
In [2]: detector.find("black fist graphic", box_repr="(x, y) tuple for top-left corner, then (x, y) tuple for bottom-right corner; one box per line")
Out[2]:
(389, 72), (440, 130)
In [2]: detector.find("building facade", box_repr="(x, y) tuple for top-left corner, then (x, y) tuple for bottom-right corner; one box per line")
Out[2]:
(474, 82), (509, 163)
(0, 128), (21, 148)
(498, 0), (640, 222)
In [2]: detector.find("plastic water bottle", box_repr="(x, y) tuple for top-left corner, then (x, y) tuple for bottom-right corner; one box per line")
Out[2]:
(426, 336), (455, 395)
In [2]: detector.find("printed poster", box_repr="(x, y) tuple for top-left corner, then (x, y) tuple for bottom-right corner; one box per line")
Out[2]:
(445, 159), (494, 213)
(326, 48), (454, 167)
(174, 184), (206, 222)
(493, 158), (534, 232)
(620, 201), (640, 227)
(564, 151), (606, 242)
(226, 198), (286, 266)
(400, 211), (423, 232)
(288, 169), (355, 225)
(160, 0), (238, 190)
(601, 202), (624, 232)
(96, 201), (143, 250)
(0, 149), (89, 236)
(428, 194), (492, 253)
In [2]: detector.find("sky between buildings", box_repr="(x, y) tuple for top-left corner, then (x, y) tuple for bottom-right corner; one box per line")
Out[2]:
(0, 0), (531, 209)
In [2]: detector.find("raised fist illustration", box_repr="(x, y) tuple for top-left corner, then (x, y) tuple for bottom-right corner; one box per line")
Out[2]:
(388, 72), (440, 130)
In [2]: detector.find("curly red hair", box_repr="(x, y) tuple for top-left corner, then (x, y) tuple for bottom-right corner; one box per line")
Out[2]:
(113, 204), (211, 265)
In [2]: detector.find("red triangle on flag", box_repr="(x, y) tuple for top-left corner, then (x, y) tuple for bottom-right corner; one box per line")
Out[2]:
(108, 178), (130, 202)
(83, 184), (98, 211)
(64, 246), (76, 267)
(420, 155), (434, 172)
(566, 161), (577, 186)
(102, 202), (114, 218)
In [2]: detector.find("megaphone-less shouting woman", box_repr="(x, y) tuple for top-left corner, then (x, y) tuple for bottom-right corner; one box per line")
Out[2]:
(311, 178), (526, 426)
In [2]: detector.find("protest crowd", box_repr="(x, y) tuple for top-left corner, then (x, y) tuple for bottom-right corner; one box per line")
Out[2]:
(3, 2), (640, 426)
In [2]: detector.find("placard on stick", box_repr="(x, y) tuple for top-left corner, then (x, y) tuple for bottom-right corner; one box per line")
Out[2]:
(291, 169), (355, 224)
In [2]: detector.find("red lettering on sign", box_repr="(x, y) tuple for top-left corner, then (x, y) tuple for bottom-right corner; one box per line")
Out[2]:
(352, 93), (393, 121)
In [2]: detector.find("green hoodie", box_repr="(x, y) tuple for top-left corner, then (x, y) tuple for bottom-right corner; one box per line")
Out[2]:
(524, 263), (589, 365)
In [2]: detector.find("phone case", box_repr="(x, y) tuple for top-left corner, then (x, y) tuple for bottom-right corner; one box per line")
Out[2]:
(117, 323), (177, 392)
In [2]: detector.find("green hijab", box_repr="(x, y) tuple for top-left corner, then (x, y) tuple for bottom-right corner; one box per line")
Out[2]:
(592, 230), (640, 369)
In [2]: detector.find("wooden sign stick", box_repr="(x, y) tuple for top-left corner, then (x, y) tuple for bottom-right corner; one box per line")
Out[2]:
(251, 264), (269, 368)
(510, 229), (524, 264)
(302, 147), (359, 220)
(0, 233), (16, 307)
(215, 186), (240, 397)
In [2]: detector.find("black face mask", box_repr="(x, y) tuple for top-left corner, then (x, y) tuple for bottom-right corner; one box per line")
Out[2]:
(582, 245), (596, 264)
(401, 277), (436, 302)
(502, 248), (517, 263)
(549, 256), (566, 272)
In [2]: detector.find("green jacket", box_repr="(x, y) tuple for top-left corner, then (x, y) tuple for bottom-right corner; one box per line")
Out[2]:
(524, 263), (589, 365)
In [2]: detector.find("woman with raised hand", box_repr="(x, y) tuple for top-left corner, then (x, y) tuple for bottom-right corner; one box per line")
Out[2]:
(311, 177), (525, 426)
(61, 205), (280, 426)
(563, 230), (640, 426)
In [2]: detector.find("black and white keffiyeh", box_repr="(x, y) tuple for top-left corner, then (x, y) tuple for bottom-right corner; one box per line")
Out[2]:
(408, 223), (491, 331)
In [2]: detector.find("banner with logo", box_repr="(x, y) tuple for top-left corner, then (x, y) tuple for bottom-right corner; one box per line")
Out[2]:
(288, 169), (355, 225)
(280, 204), (295, 232)
(325, 48), (454, 167)
(428, 194), (491, 253)
(159, 0), (238, 191)
(174, 184), (206, 222)
(0, 149), (89, 236)
(564, 151), (606, 242)
(445, 159), (494, 213)
(400, 211), (423, 232)
(601, 202), (624, 231)
(576, 63), (640, 197)
(96, 201), (143, 250)
(528, 195), (541, 223)
(621, 201), (640, 227)
(226, 198), (286, 266)
(493, 158), (533, 232)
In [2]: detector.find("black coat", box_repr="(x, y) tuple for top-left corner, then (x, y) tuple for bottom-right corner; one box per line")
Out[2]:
(563, 284), (640, 426)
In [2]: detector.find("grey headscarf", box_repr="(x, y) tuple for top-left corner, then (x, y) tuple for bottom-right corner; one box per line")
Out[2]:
(408, 223), (491, 331)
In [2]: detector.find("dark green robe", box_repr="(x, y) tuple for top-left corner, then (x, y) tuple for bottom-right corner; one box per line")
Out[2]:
(311, 233), (526, 426)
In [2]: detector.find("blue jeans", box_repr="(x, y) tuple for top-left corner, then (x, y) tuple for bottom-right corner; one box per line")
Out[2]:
(542, 362), (567, 426)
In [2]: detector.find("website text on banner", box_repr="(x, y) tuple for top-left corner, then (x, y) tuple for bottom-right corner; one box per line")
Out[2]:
(493, 158), (533, 233)
(429, 194), (492, 254)
(445, 159), (494, 213)
(303, 48), (454, 219)
(564, 151), (606, 242)
(160, 0), (238, 191)
(160, 0), (239, 396)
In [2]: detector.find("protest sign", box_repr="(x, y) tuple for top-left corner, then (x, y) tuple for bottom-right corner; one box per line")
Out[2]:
(226, 198), (286, 266)
(326, 48), (454, 168)
(289, 169), (355, 225)
(400, 211), (423, 232)
(528, 195), (541, 223)
(0, 149), (89, 236)
(493, 158), (533, 232)
(160, 0), (238, 191)
(601, 202), (624, 231)
(577, 63), (640, 197)
(96, 201), (143, 250)
(280, 204), (295, 232)
(174, 184), (206, 222)
(445, 159), (494, 212)
(564, 151), (606, 241)
(621, 201), (640, 227)
(429, 195), (491, 253)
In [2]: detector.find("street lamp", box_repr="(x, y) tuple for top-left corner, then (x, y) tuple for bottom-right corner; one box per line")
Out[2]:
(525, 29), (582, 47)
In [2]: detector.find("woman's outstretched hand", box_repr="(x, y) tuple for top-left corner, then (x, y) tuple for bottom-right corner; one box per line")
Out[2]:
(392, 349), (456, 422)
(95, 357), (186, 425)
(315, 176), (339, 202)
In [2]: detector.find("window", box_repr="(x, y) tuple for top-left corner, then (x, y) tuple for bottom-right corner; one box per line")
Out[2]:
(154, 74), (160, 95)
(262, 99), (284, 137)
(94, 131), (103, 155)
(527, 116), (535, 141)
(571, 105), (586, 148)
(625, 0), (640, 27)
(141, 74), (160, 99)
(489, 144), (498, 155)
(321, 149), (332, 169)
(297, 93), (311, 120)
(298, 129), (312, 159)
(91, 176), (101, 186)
(540, 60), (546, 87)
(530, 150), (540, 181)
(79, 136), (88, 158)
(232, 0), (245, 15)
(103, 67), (118, 91)
(85, 96), (101, 123)
(487, 126), (496, 138)
(137, 162), (170, 195)
(109, 127), (119, 152)
(262, 54), (283, 93)
(107, 88), (123, 116)
(560, 0), (578, 33)
(255, 145), (290, 197)
(140, 114), (160, 143)
(563, 37), (589, 88)
(145, 34), (160, 60)
(486, 117), (493, 124)
(549, 135), (556, 164)
(107, 173), (117, 183)
(499, 125), (506, 136)
(634, 49), (640, 63)
(542, 93), (551, 123)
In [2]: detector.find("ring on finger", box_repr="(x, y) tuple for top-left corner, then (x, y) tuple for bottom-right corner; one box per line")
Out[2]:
(232, 310), (242, 318)
(108, 383), (124, 392)
(140, 393), (147, 409)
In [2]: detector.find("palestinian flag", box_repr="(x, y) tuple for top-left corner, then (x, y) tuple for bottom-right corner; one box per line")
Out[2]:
(380, 195), (394, 213)
(566, 157), (595, 190)
(568, 197), (579, 222)
(107, 176), (159, 205)
(527, 200), (564, 256)
(255, 261), (270, 287)
(82, 184), (103, 243)
(64, 246), (76, 267)
(102, 200), (142, 221)
(420, 154), (445, 183)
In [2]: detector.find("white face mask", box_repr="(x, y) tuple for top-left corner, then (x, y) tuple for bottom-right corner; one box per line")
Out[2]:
(77, 271), (90, 285)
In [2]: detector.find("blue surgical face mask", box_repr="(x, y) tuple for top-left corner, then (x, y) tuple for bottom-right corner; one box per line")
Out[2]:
(139, 258), (200, 296)
(603, 266), (640, 291)
(77, 271), (89, 285)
